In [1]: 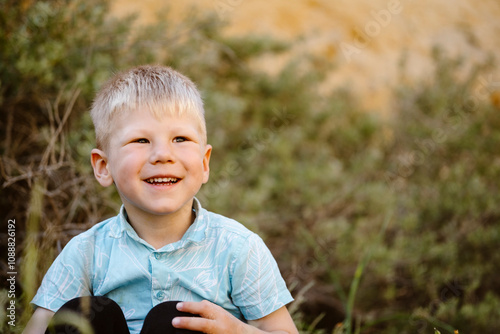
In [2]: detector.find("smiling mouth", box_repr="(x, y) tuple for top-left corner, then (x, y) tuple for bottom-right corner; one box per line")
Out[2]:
(145, 177), (180, 185)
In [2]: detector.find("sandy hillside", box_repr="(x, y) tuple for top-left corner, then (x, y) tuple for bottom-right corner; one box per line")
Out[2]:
(111, 0), (500, 113)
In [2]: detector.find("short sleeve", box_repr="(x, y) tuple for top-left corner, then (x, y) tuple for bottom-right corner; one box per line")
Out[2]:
(31, 233), (95, 311)
(230, 234), (294, 320)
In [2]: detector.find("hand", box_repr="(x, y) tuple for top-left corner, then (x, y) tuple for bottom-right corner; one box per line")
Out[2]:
(172, 300), (247, 334)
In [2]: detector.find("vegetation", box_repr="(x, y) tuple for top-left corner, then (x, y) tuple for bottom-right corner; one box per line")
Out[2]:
(1, 0), (499, 333)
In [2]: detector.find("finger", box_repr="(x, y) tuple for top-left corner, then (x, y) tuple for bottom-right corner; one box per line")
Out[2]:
(175, 301), (246, 334)
(176, 300), (218, 319)
(172, 315), (214, 333)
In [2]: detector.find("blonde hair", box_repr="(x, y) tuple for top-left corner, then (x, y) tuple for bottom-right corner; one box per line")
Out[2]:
(90, 65), (206, 149)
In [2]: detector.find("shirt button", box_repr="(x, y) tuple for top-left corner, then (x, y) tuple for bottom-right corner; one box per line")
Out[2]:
(156, 291), (165, 300)
(154, 253), (161, 260)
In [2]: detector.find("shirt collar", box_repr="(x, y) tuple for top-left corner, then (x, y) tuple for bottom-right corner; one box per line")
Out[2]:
(109, 197), (208, 250)
(183, 197), (207, 243)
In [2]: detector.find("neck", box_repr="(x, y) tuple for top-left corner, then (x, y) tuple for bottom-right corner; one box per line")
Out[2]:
(124, 202), (195, 250)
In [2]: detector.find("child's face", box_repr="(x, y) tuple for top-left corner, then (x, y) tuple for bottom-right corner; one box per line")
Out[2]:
(92, 108), (211, 222)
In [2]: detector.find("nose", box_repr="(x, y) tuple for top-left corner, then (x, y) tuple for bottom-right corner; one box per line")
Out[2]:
(149, 141), (175, 164)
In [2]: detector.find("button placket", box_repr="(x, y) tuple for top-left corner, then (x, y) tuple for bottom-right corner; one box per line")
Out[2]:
(151, 251), (170, 304)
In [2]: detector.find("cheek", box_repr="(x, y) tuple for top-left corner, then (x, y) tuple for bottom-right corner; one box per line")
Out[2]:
(109, 151), (144, 177)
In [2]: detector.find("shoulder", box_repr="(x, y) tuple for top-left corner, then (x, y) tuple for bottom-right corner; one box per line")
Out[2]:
(199, 208), (273, 263)
(44, 215), (120, 285)
(193, 207), (271, 263)
(201, 208), (258, 241)
(61, 215), (120, 253)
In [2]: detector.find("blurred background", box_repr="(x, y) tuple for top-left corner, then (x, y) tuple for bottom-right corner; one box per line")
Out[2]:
(1, 0), (500, 333)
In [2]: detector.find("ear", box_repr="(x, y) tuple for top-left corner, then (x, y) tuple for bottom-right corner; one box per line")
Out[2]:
(202, 144), (212, 184)
(91, 148), (114, 187)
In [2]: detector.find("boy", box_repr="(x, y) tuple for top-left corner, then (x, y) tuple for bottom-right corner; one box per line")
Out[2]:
(23, 65), (298, 334)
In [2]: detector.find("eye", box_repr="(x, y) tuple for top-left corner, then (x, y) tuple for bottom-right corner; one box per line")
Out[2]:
(173, 136), (188, 143)
(134, 138), (149, 144)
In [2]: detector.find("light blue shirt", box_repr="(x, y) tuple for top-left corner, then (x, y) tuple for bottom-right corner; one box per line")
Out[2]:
(32, 198), (293, 333)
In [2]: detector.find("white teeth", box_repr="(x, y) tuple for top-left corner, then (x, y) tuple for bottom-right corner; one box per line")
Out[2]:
(146, 177), (178, 184)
